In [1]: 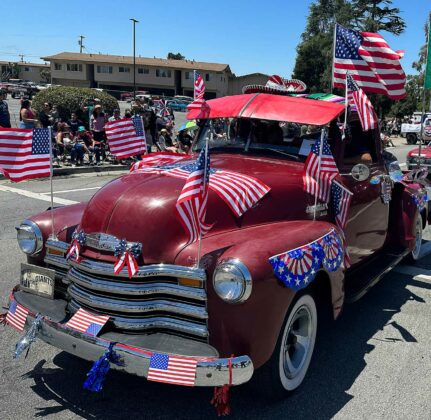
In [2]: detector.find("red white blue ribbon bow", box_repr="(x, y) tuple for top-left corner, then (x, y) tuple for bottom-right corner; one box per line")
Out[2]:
(114, 251), (139, 278)
(66, 230), (86, 262)
(113, 239), (141, 278)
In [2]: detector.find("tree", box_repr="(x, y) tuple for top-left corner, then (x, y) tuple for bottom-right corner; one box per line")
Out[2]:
(350, 0), (406, 34)
(39, 68), (51, 84)
(7, 62), (20, 79)
(167, 52), (185, 60)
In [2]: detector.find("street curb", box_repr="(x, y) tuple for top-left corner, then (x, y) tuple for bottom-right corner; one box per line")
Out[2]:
(0, 164), (129, 180)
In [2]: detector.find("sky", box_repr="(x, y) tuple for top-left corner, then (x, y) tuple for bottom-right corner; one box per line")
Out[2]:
(0, 0), (429, 77)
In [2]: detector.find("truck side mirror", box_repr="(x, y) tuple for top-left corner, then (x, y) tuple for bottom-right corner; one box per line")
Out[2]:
(351, 164), (370, 181)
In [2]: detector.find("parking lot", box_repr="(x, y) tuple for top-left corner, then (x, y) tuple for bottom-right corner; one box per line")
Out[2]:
(0, 172), (430, 420)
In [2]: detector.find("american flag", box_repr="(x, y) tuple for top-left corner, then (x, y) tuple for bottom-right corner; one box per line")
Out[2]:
(333, 24), (406, 100)
(150, 159), (271, 218)
(0, 127), (51, 182)
(65, 308), (109, 337)
(147, 352), (198, 386)
(331, 181), (353, 230)
(346, 74), (378, 131)
(130, 152), (187, 172)
(194, 72), (205, 100)
(105, 116), (147, 159)
(6, 300), (29, 331)
(303, 135), (339, 202)
(176, 145), (212, 244)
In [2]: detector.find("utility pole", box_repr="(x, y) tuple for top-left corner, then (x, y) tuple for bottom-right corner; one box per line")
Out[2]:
(130, 18), (139, 100)
(18, 54), (24, 62)
(78, 35), (85, 53)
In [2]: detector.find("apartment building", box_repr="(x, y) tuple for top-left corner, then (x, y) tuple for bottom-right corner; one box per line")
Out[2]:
(0, 61), (50, 83)
(42, 52), (233, 98)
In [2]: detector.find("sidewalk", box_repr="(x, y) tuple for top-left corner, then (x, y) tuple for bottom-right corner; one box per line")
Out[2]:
(0, 162), (129, 181)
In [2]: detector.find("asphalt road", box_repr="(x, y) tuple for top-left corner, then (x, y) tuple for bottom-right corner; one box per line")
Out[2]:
(0, 173), (430, 420)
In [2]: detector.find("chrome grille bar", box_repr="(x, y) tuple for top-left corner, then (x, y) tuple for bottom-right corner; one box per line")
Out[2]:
(68, 283), (208, 319)
(67, 267), (206, 300)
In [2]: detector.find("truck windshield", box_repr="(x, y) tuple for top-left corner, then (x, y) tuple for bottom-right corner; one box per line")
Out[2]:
(192, 118), (326, 160)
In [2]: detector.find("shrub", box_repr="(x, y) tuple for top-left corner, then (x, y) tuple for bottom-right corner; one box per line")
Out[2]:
(32, 86), (119, 124)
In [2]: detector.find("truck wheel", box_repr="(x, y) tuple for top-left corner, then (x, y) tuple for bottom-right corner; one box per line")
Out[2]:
(406, 133), (417, 145)
(256, 293), (318, 398)
(409, 215), (423, 262)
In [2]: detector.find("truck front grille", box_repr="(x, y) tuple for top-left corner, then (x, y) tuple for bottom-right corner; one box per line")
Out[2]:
(45, 239), (208, 341)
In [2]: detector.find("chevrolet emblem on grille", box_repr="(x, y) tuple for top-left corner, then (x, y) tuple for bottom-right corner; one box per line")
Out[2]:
(85, 233), (142, 253)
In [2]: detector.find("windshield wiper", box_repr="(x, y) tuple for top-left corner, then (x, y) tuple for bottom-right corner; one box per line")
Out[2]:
(249, 147), (300, 161)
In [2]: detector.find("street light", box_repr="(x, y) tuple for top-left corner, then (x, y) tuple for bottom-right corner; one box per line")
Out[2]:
(130, 18), (139, 101)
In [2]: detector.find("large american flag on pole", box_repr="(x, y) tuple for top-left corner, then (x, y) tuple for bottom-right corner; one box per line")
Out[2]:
(65, 308), (109, 337)
(333, 24), (406, 100)
(147, 352), (198, 386)
(0, 127), (51, 182)
(303, 135), (339, 203)
(105, 116), (147, 159)
(176, 145), (212, 244)
(346, 73), (378, 131)
(194, 72), (205, 100)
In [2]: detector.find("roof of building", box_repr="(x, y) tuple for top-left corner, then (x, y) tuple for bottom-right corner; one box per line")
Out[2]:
(41, 52), (230, 72)
(0, 61), (49, 68)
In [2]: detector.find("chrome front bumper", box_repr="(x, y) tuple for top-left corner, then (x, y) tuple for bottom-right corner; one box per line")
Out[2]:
(10, 292), (254, 387)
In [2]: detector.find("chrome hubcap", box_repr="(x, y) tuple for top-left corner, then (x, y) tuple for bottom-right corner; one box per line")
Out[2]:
(283, 306), (313, 379)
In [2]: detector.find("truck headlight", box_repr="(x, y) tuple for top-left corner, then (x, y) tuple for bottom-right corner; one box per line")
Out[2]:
(213, 259), (252, 303)
(16, 220), (43, 255)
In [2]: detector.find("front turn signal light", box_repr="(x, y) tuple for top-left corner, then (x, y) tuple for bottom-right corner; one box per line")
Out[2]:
(178, 278), (203, 288)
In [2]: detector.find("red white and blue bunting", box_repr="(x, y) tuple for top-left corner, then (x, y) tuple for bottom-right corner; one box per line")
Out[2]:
(269, 229), (343, 291)
(65, 230), (86, 262)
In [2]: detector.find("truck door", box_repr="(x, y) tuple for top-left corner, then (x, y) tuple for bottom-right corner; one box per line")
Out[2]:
(338, 122), (389, 266)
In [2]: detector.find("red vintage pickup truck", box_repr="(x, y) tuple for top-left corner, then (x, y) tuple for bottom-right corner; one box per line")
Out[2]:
(9, 92), (430, 400)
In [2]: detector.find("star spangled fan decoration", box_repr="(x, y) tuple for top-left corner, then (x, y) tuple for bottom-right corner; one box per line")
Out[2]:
(269, 229), (344, 291)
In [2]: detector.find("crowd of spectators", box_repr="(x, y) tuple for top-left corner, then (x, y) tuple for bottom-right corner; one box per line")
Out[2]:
(0, 90), (196, 168)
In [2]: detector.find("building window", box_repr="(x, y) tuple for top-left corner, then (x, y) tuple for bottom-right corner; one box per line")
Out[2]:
(96, 65), (113, 74)
(205, 73), (211, 82)
(185, 71), (191, 80)
(54, 63), (62, 71)
(23, 67), (31, 72)
(67, 63), (83, 72)
(138, 68), (149, 74)
(119, 66), (130, 73)
(156, 69), (172, 78)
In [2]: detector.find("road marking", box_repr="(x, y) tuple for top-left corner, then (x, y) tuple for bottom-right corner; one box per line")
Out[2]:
(0, 184), (78, 205)
(40, 186), (101, 195)
(393, 265), (431, 281)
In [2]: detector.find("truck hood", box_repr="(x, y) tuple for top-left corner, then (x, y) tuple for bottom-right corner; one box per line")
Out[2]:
(79, 154), (312, 263)
(408, 145), (431, 158)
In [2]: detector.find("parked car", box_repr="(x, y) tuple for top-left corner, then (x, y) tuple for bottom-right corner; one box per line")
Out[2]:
(174, 95), (194, 103)
(166, 99), (188, 111)
(10, 93), (430, 400)
(406, 141), (431, 170)
(120, 92), (133, 101)
(401, 116), (431, 144)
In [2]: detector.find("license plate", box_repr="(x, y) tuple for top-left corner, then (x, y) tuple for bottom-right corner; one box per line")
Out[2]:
(20, 263), (55, 299)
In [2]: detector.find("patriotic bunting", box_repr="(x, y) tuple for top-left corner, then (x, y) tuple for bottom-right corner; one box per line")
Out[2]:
(113, 239), (141, 278)
(269, 229), (343, 291)
(66, 230), (86, 262)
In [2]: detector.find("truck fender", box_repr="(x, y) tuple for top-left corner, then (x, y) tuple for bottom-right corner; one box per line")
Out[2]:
(175, 220), (345, 369)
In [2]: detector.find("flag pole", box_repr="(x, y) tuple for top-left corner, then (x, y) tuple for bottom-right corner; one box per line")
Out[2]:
(342, 71), (349, 139)
(48, 127), (57, 240)
(418, 17), (430, 168)
(193, 70), (197, 100)
(196, 139), (209, 268)
(313, 129), (326, 221)
(331, 22), (337, 92)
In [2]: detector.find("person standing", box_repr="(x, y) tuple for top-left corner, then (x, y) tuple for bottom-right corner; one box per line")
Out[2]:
(39, 102), (53, 128)
(67, 112), (83, 135)
(90, 104), (107, 160)
(108, 108), (121, 122)
(0, 89), (11, 128)
(19, 100), (38, 129)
